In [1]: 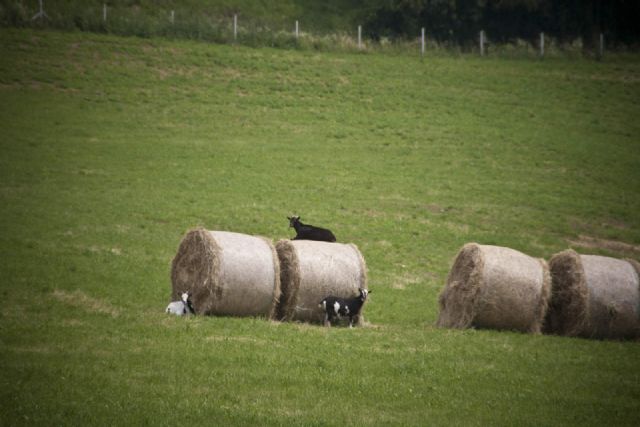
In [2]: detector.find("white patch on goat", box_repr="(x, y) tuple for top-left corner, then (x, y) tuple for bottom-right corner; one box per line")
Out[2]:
(322, 300), (327, 310)
(333, 301), (340, 315)
(344, 305), (350, 314)
(166, 301), (186, 316)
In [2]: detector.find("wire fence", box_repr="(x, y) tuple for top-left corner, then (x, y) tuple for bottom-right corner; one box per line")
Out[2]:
(2, 1), (617, 59)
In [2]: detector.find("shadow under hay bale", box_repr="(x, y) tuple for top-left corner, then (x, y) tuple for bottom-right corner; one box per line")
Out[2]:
(545, 250), (640, 340)
(437, 243), (551, 333)
(170, 228), (281, 319)
(275, 240), (367, 324)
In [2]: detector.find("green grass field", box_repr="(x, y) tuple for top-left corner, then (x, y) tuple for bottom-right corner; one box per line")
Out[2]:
(1, 28), (639, 425)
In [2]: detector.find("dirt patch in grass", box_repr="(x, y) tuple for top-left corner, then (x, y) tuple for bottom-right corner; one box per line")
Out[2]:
(391, 272), (424, 290)
(205, 335), (273, 346)
(362, 209), (385, 218)
(601, 219), (632, 230)
(568, 235), (640, 257)
(9, 345), (57, 355)
(52, 289), (121, 317)
(376, 240), (393, 248)
(0, 80), (79, 93)
(75, 244), (123, 256)
(424, 203), (448, 213)
(443, 220), (470, 234)
(0, 82), (21, 91)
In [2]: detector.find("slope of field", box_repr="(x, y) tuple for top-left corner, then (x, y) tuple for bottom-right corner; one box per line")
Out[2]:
(1, 29), (639, 425)
(0, 0), (374, 33)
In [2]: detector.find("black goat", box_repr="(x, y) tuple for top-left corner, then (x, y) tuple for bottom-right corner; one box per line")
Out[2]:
(319, 288), (370, 328)
(288, 215), (336, 242)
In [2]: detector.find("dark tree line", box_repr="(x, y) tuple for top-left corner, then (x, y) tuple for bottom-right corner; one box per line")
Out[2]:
(363, 0), (640, 49)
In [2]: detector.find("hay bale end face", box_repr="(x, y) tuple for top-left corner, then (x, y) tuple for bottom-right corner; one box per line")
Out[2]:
(437, 243), (551, 333)
(171, 228), (281, 319)
(546, 250), (640, 339)
(276, 240), (368, 324)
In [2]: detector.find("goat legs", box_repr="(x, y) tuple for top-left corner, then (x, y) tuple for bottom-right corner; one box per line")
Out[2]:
(349, 315), (361, 328)
(324, 313), (331, 327)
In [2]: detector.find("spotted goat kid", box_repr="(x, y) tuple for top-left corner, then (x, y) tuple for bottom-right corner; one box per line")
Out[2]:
(319, 288), (370, 328)
(166, 292), (195, 316)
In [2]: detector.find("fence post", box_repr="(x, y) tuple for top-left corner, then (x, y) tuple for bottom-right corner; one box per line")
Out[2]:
(421, 27), (425, 57)
(295, 20), (299, 38)
(480, 30), (485, 56)
(358, 25), (362, 50)
(233, 14), (237, 41)
(170, 10), (175, 25)
(540, 32), (544, 57)
(103, 3), (107, 22)
(599, 33), (604, 59)
(31, 0), (48, 21)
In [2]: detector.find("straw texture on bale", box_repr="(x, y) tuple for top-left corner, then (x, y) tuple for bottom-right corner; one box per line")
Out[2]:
(437, 243), (551, 333)
(171, 228), (281, 318)
(275, 240), (367, 323)
(545, 250), (640, 339)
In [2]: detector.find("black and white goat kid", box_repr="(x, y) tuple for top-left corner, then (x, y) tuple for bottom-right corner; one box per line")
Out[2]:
(288, 215), (336, 242)
(166, 291), (195, 316)
(319, 288), (370, 328)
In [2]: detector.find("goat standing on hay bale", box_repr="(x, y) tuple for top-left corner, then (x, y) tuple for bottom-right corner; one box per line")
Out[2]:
(288, 215), (336, 242)
(320, 288), (371, 328)
(275, 239), (368, 323)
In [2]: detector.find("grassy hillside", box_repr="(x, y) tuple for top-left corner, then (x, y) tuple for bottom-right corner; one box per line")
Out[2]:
(1, 28), (639, 425)
(1, 0), (391, 54)
(1, 0), (375, 33)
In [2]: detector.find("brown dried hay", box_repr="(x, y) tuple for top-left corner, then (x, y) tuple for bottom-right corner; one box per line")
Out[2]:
(275, 240), (368, 324)
(546, 250), (640, 339)
(170, 228), (281, 319)
(437, 243), (551, 333)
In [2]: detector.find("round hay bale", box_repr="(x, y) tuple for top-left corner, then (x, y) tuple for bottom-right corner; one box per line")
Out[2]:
(275, 240), (367, 323)
(546, 250), (640, 339)
(170, 228), (281, 319)
(437, 243), (551, 333)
